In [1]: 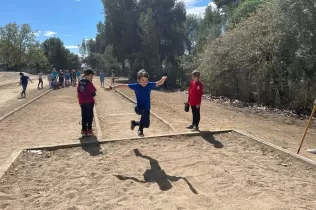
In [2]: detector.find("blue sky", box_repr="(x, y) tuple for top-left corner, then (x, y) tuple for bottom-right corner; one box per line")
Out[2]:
(0, 0), (212, 55)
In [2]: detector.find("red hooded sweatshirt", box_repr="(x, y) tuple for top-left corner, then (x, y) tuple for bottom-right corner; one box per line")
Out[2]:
(77, 78), (96, 104)
(188, 81), (203, 106)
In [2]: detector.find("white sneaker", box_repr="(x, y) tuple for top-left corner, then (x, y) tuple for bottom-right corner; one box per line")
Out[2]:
(306, 149), (316, 154)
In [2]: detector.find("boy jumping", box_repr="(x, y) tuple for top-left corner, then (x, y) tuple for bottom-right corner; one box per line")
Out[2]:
(78, 69), (97, 136)
(186, 70), (203, 131)
(106, 69), (167, 137)
(19, 73), (33, 98)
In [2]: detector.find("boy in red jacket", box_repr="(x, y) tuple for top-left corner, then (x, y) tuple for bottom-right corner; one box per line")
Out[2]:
(77, 69), (96, 136)
(187, 70), (203, 131)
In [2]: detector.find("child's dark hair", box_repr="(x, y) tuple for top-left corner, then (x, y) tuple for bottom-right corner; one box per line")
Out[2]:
(84, 69), (95, 76)
(192, 70), (200, 78)
(19, 72), (24, 76)
(137, 69), (149, 80)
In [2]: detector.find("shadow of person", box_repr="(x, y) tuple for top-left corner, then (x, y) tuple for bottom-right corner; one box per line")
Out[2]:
(79, 136), (103, 156)
(200, 131), (224, 148)
(114, 149), (198, 194)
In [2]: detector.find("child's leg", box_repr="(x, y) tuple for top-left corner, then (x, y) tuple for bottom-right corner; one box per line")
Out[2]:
(86, 103), (94, 131)
(139, 109), (150, 132)
(80, 104), (88, 131)
(196, 107), (200, 127)
(191, 106), (197, 126)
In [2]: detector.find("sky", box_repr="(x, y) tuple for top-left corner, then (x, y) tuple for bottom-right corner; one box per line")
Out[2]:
(0, 0), (213, 55)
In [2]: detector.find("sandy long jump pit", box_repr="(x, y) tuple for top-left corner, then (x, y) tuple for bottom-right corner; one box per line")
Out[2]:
(1, 132), (316, 210)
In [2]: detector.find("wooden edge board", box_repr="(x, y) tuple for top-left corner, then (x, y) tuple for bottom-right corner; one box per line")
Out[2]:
(233, 129), (316, 167)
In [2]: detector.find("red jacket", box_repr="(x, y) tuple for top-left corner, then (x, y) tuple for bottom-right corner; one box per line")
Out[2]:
(77, 79), (96, 104)
(188, 81), (203, 106)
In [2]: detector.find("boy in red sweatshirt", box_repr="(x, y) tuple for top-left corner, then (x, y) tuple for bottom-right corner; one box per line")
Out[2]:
(187, 70), (203, 131)
(77, 69), (96, 136)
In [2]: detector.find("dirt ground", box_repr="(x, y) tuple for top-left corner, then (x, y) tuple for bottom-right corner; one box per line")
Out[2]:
(118, 87), (316, 161)
(1, 132), (316, 210)
(0, 87), (82, 167)
(0, 82), (49, 117)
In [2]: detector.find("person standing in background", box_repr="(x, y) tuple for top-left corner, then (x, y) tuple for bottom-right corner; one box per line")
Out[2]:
(19, 72), (33, 98)
(111, 70), (115, 86)
(38, 71), (43, 89)
(100, 70), (105, 88)
(47, 70), (53, 89)
(58, 70), (65, 88)
(76, 69), (81, 86)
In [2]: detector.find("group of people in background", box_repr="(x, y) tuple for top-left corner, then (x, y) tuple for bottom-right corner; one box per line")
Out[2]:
(47, 68), (81, 89)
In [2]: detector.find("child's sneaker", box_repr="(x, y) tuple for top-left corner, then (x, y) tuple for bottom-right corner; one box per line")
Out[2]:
(87, 130), (94, 136)
(192, 126), (199, 131)
(138, 130), (144, 137)
(81, 130), (87, 136)
(131, 120), (136, 130)
(186, 125), (194, 129)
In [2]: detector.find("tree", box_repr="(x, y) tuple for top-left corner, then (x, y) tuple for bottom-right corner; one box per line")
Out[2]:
(139, 8), (161, 76)
(42, 37), (80, 70)
(0, 22), (47, 72)
(231, 0), (265, 26)
(184, 15), (201, 55)
(199, 0), (316, 112)
(195, 6), (222, 53)
(79, 39), (87, 59)
(213, 0), (240, 8)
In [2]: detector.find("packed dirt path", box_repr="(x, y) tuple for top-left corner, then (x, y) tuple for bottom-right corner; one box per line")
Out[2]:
(95, 89), (172, 139)
(0, 81), (49, 117)
(118, 87), (316, 161)
(0, 87), (81, 166)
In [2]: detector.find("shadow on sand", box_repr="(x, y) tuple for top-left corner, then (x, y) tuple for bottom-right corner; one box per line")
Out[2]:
(114, 149), (198, 194)
(199, 131), (224, 149)
(79, 136), (103, 156)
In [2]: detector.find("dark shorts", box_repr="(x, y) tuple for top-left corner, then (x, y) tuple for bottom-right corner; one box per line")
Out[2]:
(135, 106), (150, 128)
(21, 84), (27, 93)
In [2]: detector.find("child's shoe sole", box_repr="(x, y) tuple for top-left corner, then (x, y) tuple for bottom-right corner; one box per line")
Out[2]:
(131, 120), (136, 130)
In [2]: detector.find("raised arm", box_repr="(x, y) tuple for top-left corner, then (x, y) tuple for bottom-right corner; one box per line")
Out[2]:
(156, 76), (167, 86)
(28, 77), (33, 83)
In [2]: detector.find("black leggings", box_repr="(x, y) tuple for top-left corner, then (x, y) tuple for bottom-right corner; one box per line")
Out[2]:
(134, 106), (150, 132)
(80, 103), (94, 130)
(191, 106), (200, 127)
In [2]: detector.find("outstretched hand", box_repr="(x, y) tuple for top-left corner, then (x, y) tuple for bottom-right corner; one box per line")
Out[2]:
(162, 76), (167, 80)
